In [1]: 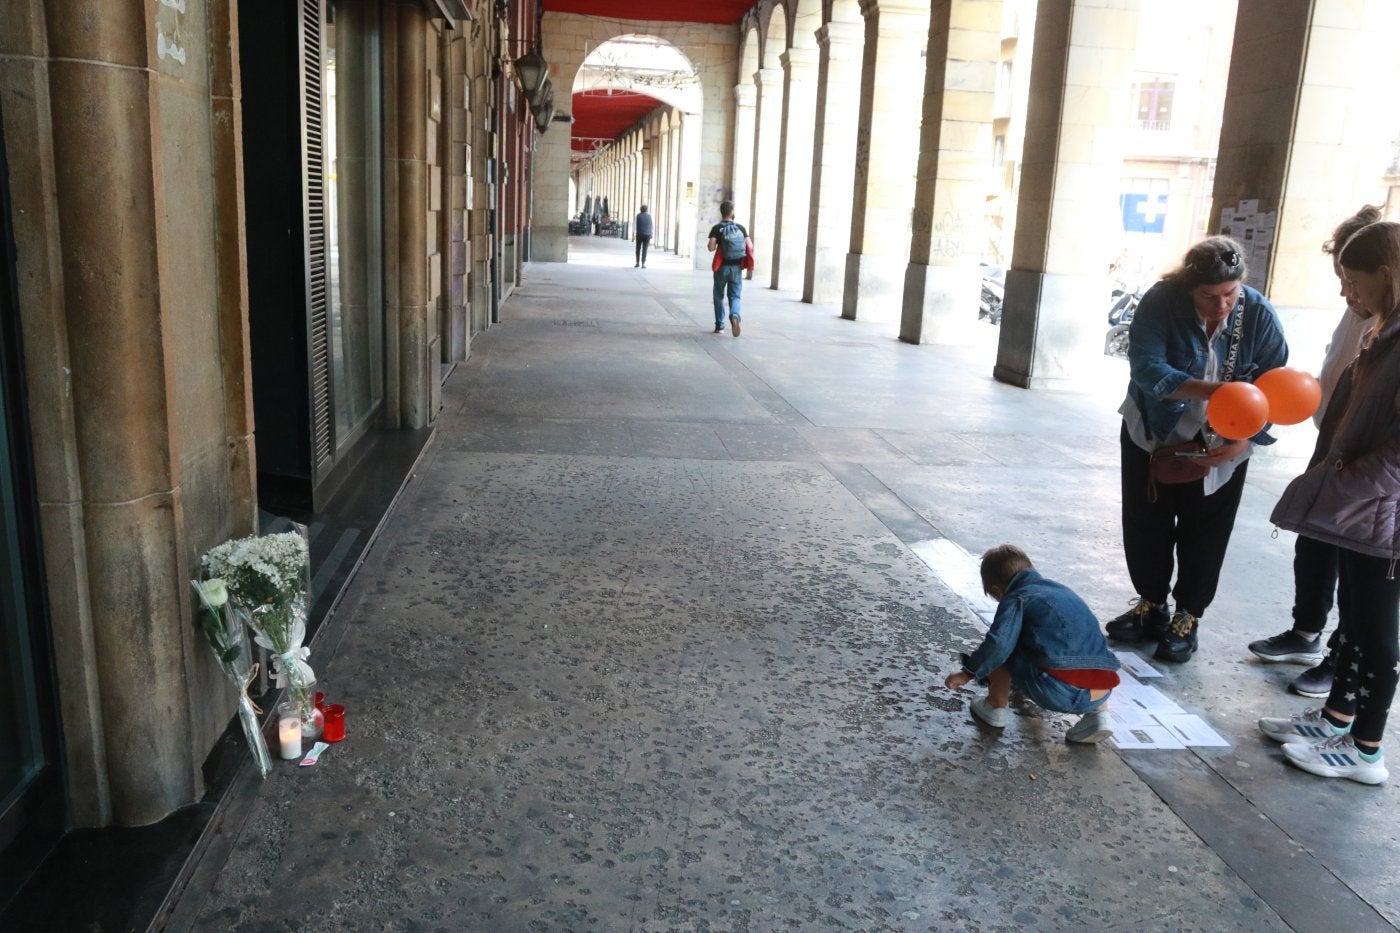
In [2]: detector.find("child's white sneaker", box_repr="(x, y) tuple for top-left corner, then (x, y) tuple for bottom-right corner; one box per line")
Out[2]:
(1065, 709), (1112, 744)
(970, 696), (1008, 728)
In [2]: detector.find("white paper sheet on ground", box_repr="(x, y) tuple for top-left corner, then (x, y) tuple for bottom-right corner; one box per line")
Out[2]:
(1110, 724), (1186, 750)
(1114, 675), (1186, 716)
(1107, 704), (1156, 730)
(1154, 713), (1231, 747)
(1114, 651), (1162, 679)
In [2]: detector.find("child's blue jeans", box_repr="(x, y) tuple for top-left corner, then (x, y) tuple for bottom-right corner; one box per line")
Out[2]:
(1006, 653), (1110, 714)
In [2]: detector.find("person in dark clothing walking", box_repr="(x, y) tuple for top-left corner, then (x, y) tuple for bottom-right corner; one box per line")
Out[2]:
(634, 205), (653, 268)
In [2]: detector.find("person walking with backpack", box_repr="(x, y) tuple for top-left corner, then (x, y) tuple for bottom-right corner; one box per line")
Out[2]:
(707, 200), (753, 336)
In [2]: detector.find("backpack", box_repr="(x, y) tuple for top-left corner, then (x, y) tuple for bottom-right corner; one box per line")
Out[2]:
(719, 221), (746, 261)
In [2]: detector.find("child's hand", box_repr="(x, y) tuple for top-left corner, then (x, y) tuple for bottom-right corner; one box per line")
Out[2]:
(944, 671), (973, 690)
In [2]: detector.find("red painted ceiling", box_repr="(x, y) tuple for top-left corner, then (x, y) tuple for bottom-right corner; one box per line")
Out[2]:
(570, 90), (665, 153)
(542, 0), (752, 25)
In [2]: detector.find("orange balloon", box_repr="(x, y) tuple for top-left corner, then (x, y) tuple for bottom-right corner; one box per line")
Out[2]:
(1254, 366), (1322, 425)
(1207, 381), (1270, 440)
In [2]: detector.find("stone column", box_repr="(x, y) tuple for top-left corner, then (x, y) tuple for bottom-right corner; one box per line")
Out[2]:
(678, 112), (700, 259)
(899, 0), (1000, 345)
(842, 0), (931, 323)
(660, 124), (673, 249)
(387, 2), (432, 425)
(748, 66), (784, 281)
(730, 83), (757, 228)
(773, 46), (819, 291)
(1, 0), (265, 825)
(669, 119), (686, 252)
(533, 114), (572, 262)
(804, 20), (864, 304)
(993, 0), (1140, 388)
(1213, 0), (1400, 306)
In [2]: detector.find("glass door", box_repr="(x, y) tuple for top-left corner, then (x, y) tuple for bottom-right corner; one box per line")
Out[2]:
(0, 99), (62, 903)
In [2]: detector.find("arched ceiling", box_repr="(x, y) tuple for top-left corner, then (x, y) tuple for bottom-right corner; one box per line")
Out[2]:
(543, 0), (753, 25)
(570, 91), (665, 154)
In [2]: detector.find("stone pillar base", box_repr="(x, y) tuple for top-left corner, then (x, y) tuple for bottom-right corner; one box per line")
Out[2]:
(899, 262), (980, 346)
(808, 245), (846, 306)
(994, 270), (1106, 388)
(533, 227), (568, 262)
(842, 252), (904, 323)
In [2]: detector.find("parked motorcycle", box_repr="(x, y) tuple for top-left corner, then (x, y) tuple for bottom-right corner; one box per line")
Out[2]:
(1104, 282), (1142, 359)
(978, 264), (1005, 325)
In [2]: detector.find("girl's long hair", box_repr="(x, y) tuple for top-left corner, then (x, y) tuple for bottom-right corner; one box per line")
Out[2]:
(1339, 221), (1400, 324)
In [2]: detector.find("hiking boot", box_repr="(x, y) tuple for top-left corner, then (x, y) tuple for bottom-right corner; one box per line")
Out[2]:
(1105, 597), (1170, 643)
(1283, 734), (1388, 784)
(1154, 610), (1199, 663)
(1290, 656), (1336, 698)
(1258, 706), (1346, 743)
(730, 315), (741, 337)
(970, 696), (1008, 728)
(1248, 629), (1326, 664)
(1065, 709), (1113, 744)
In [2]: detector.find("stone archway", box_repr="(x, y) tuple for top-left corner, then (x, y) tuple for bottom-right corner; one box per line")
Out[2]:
(535, 16), (739, 267)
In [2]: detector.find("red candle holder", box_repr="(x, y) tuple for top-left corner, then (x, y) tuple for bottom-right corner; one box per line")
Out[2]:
(323, 704), (346, 742)
(315, 691), (326, 712)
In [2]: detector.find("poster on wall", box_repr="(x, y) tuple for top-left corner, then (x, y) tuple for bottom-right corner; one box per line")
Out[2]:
(1217, 199), (1276, 290)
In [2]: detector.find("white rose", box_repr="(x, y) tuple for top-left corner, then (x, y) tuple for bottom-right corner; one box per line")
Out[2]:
(196, 577), (229, 608)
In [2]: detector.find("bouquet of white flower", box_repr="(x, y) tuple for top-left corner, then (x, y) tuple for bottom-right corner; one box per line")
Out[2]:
(192, 578), (272, 778)
(203, 531), (318, 734)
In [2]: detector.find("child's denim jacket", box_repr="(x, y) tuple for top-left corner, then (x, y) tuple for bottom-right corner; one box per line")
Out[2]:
(960, 569), (1120, 684)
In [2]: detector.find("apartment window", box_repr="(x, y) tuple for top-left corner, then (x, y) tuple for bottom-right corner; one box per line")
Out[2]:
(1135, 77), (1174, 131)
(993, 134), (1006, 168)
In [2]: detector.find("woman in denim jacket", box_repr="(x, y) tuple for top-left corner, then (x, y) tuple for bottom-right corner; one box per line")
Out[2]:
(1258, 221), (1400, 784)
(1106, 237), (1288, 663)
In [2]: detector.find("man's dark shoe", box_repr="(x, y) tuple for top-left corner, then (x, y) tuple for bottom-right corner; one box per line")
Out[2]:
(730, 315), (741, 337)
(1290, 656), (1336, 698)
(1154, 610), (1199, 663)
(1105, 598), (1170, 643)
(713, 323), (723, 333)
(1248, 629), (1326, 664)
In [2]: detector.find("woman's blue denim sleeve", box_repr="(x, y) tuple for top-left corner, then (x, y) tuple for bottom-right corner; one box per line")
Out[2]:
(962, 597), (1024, 683)
(1128, 291), (1192, 404)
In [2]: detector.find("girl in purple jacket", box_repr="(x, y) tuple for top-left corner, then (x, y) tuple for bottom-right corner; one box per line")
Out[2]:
(1258, 221), (1400, 784)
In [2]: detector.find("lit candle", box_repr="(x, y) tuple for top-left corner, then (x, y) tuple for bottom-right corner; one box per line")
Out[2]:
(278, 711), (302, 760)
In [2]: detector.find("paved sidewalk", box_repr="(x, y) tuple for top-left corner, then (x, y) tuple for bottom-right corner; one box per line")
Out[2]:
(173, 236), (1397, 932)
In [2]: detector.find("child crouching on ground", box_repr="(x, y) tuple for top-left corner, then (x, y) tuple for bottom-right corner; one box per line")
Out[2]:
(944, 545), (1121, 744)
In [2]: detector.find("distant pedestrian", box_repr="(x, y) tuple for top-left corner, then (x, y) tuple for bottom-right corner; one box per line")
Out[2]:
(706, 200), (752, 336)
(944, 545), (1120, 744)
(634, 205), (653, 268)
